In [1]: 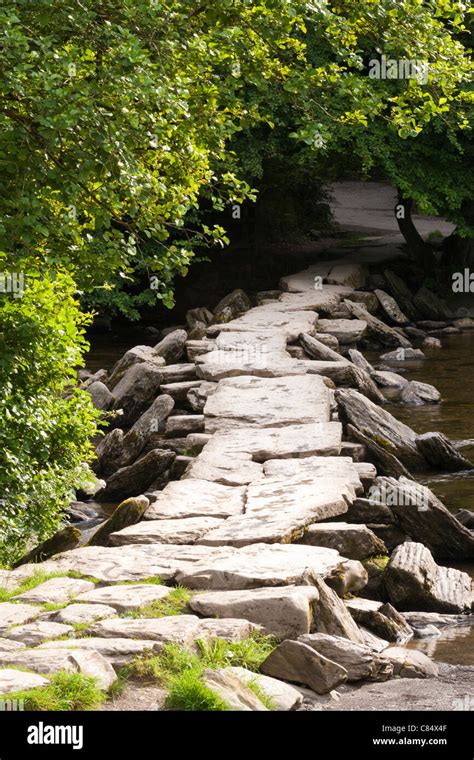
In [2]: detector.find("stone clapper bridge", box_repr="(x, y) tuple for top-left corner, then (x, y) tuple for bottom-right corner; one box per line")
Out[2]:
(0, 257), (472, 710)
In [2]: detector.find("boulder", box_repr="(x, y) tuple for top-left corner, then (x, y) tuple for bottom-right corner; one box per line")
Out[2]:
(213, 289), (252, 323)
(374, 290), (409, 325)
(86, 381), (114, 411)
(14, 577), (95, 605)
(371, 371), (408, 389)
(111, 363), (163, 426)
(117, 395), (175, 467)
(39, 637), (162, 668)
(415, 431), (473, 472)
(107, 346), (165, 390)
(336, 388), (425, 470)
(380, 647), (439, 678)
(88, 495), (150, 546)
(347, 425), (413, 479)
(299, 333), (348, 363)
(343, 300), (411, 348)
(158, 364), (197, 384)
(165, 415), (204, 438)
(326, 263), (367, 289)
(345, 497), (395, 525)
(413, 286), (453, 321)
(316, 319), (367, 345)
(97, 449), (175, 501)
(189, 586), (319, 639)
(325, 559), (368, 596)
(311, 575), (366, 644)
(380, 347), (425, 362)
(385, 542), (472, 613)
(153, 329), (188, 363)
(260, 639), (348, 694)
(345, 291), (379, 313)
(347, 349), (374, 373)
(187, 382), (217, 412)
(298, 633), (393, 682)
(201, 668), (267, 710)
(400, 381), (441, 405)
(197, 618), (259, 643)
(227, 666), (303, 710)
(344, 599), (413, 643)
(299, 361), (384, 403)
(373, 477), (474, 560)
(0, 649), (116, 690)
(423, 337), (442, 349)
(383, 269), (419, 321)
(12, 526), (81, 567)
(300, 523), (386, 560)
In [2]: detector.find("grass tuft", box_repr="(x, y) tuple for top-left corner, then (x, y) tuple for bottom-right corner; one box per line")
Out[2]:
(123, 586), (192, 619)
(2, 671), (105, 711)
(165, 669), (230, 711)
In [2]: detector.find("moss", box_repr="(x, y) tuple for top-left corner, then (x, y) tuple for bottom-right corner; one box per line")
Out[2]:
(363, 554), (390, 571)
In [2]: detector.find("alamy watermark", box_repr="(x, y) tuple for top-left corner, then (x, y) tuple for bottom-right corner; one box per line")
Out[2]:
(367, 481), (429, 512)
(368, 55), (429, 85)
(0, 698), (24, 711)
(452, 269), (474, 293)
(0, 272), (25, 298)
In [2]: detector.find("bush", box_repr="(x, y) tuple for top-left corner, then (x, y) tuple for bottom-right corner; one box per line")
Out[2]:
(0, 271), (100, 565)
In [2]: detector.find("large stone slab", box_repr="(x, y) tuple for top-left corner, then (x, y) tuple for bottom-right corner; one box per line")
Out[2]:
(227, 666), (303, 710)
(74, 584), (172, 613)
(385, 542), (472, 613)
(298, 633), (393, 682)
(203, 375), (330, 431)
(144, 479), (246, 520)
(6, 621), (73, 646)
(109, 516), (226, 546)
(198, 473), (351, 547)
(260, 639), (347, 694)
(0, 603), (42, 634)
(208, 305), (318, 342)
(201, 668), (268, 711)
(262, 456), (361, 493)
(176, 543), (348, 590)
(0, 669), (49, 696)
(300, 522), (386, 560)
(196, 332), (302, 380)
(201, 422), (342, 462)
(13, 544), (228, 584)
(0, 649), (116, 690)
(197, 618), (259, 643)
(183, 451), (263, 486)
(317, 319), (367, 345)
(88, 615), (202, 646)
(278, 288), (350, 316)
(39, 638), (162, 667)
(14, 577), (95, 605)
(55, 604), (118, 626)
(189, 586), (319, 639)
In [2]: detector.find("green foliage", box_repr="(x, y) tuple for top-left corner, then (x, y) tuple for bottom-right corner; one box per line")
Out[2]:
(195, 632), (277, 672)
(165, 670), (230, 712)
(0, 273), (100, 565)
(3, 671), (106, 711)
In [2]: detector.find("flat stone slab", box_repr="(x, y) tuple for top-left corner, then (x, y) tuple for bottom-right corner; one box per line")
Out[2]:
(74, 584), (172, 612)
(196, 332), (303, 380)
(209, 305), (318, 341)
(144, 479), (246, 520)
(14, 577), (95, 605)
(317, 319), (367, 344)
(183, 451), (264, 486)
(176, 543), (348, 590)
(279, 265), (346, 293)
(262, 456), (362, 494)
(197, 618), (259, 643)
(204, 375), (331, 432)
(6, 621), (73, 646)
(201, 668), (268, 711)
(198, 473), (351, 547)
(278, 287), (352, 316)
(109, 516), (226, 546)
(189, 586), (319, 639)
(300, 522), (386, 560)
(14, 544), (230, 583)
(0, 669), (49, 696)
(88, 615), (202, 647)
(202, 422), (342, 461)
(327, 263), (367, 289)
(39, 638), (162, 667)
(0, 648), (116, 689)
(0, 603), (42, 633)
(55, 604), (118, 625)
(0, 638), (27, 652)
(228, 666), (303, 710)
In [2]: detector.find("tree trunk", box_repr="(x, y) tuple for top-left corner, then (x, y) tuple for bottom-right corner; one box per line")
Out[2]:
(441, 199), (474, 270)
(395, 195), (435, 268)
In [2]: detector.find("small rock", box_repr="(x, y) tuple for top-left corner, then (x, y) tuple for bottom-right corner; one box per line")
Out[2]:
(400, 381), (441, 405)
(88, 495), (150, 546)
(380, 647), (439, 678)
(86, 381), (114, 411)
(201, 668), (267, 710)
(380, 347), (425, 362)
(298, 633), (393, 682)
(423, 337), (442, 349)
(0, 603), (42, 633)
(75, 584), (172, 613)
(227, 666), (303, 710)
(0, 669), (49, 695)
(374, 289), (409, 325)
(300, 523), (386, 560)
(14, 578), (95, 605)
(55, 604), (118, 626)
(6, 621), (73, 646)
(153, 329), (188, 363)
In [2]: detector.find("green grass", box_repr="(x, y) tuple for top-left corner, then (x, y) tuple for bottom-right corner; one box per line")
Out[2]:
(2, 671), (106, 711)
(119, 631), (278, 710)
(246, 679), (276, 710)
(165, 669), (230, 711)
(0, 570), (99, 603)
(117, 576), (163, 586)
(123, 586), (192, 619)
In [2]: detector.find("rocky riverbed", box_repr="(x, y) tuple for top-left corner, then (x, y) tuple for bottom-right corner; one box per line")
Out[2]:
(0, 243), (473, 711)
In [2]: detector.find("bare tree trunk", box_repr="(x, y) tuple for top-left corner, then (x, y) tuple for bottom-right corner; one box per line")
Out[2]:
(395, 194), (435, 268)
